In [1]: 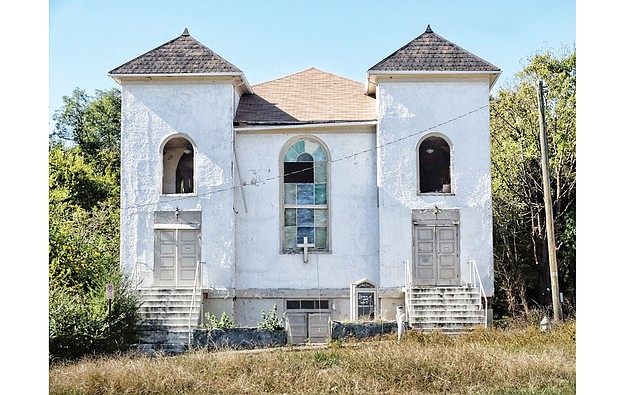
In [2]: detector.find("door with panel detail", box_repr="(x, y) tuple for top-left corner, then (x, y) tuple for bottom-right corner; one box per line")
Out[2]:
(178, 230), (199, 286)
(155, 229), (200, 287)
(155, 230), (176, 287)
(308, 313), (330, 343)
(286, 314), (307, 344)
(414, 225), (459, 286)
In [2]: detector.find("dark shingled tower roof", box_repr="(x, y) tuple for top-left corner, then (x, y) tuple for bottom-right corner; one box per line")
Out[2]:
(369, 25), (500, 73)
(109, 28), (242, 75)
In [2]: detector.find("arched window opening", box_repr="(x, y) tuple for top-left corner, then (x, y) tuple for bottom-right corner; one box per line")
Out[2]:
(162, 137), (195, 195)
(282, 138), (329, 253)
(419, 136), (451, 194)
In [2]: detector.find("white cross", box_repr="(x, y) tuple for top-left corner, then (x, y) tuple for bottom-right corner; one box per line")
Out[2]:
(297, 236), (315, 263)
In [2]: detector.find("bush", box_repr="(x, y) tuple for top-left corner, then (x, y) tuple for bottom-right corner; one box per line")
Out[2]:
(49, 268), (141, 361)
(258, 305), (285, 331)
(202, 311), (236, 329)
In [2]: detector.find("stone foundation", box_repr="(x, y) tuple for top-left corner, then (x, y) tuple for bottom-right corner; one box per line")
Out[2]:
(330, 320), (399, 340)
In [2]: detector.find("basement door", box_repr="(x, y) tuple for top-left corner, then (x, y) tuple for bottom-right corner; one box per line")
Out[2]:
(154, 229), (200, 288)
(286, 313), (330, 344)
(413, 224), (459, 286)
(285, 300), (331, 344)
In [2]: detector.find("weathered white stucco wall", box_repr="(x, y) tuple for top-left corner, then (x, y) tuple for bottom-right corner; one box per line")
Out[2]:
(119, 73), (495, 323)
(233, 127), (379, 291)
(120, 80), (238, 289)
(376, 77), (494, 295)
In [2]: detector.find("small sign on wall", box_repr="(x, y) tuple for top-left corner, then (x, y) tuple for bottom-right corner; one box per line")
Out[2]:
(106, 283), (115, 300)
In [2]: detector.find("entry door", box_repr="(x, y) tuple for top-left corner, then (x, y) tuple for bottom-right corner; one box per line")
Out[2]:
(286, 313), (331, 344)
(286, 314), (307, 344)
(155, 229), (199, 287)
(308, 313), (330, 343)
(414, 225), (459, 286)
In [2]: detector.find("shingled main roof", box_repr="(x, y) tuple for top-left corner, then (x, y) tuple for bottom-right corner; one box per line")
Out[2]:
(109, 28), (244, 77)
(367, 25), (500, 93)
(235, 68), (376, 126)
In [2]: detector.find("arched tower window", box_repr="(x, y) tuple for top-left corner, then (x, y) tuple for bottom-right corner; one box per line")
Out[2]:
(418, 135), (451, 194)
(281, 137), (329, 253)
(162, 137), (195, 195)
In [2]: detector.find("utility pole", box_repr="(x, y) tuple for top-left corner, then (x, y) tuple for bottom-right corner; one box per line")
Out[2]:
(537, 80), (562, 322)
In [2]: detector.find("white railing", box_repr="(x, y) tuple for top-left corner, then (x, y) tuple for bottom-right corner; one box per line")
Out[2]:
(468, 259), (488, 328)
(188, 260), (203, 349)
(131, 261), (144, 289)
(404, 260), (413, 325)
(404, 259), (413, 289)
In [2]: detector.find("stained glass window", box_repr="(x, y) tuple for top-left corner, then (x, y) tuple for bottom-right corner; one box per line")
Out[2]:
(282, 138), (329, 252)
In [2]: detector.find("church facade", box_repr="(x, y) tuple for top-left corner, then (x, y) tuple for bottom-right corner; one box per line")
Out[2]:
(110, 26), (500, 347)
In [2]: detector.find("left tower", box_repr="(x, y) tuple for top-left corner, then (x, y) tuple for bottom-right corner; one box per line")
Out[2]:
(109, 29), (251, 351)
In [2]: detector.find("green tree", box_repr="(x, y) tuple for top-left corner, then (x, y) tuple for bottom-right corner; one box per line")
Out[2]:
(48, 143), (116, 211)
(51, 88), (121, 174)
(49, 88), (140, 360)
(490, 48), (576, 318)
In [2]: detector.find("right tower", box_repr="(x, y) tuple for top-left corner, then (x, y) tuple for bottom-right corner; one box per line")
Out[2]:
(367, 25), (501, 324)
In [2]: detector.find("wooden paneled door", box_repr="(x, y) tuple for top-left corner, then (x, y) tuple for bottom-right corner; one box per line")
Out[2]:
(414, 224), (459, 286)
(154, 229), (200, 287)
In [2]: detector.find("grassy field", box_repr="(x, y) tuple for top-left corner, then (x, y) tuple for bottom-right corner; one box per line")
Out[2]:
(49, 321), (576, 395)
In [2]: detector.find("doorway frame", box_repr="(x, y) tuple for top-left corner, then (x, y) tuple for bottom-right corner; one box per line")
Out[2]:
(411, 208), (460, 286)
(153, 210), (202, 288)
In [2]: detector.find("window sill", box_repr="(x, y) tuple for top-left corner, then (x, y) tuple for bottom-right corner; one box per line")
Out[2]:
(280, 250), (332, 255)
(418, 192), (455, 196)
(161, 193), (198, 197)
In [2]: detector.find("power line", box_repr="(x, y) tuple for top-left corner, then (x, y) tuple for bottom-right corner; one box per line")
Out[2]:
(120, 104), (488, 212)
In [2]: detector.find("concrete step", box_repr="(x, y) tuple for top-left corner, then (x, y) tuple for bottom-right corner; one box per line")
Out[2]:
(139, 315), (199, 324)
(140, 305), (200, 313)
(405, 286), (486, 334)
(410, 315), (484, 323)
(407, 301), (480, 310)
(409, 293), (481, 299)
(134, 288), (203, 350)
(410, 324), (484, 331)
(410, 309), (484, 316)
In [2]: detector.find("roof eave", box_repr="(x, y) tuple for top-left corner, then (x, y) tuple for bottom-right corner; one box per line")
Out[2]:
(235, 120), (378, 132)
(109, 72), (253, 94)
(365, 70), (502, 95)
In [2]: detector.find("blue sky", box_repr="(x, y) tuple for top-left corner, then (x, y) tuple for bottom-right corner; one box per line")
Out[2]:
(48, 0), (576, 124)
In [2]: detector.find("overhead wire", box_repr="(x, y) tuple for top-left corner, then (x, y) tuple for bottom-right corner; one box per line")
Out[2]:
(120, 104), (488, 212)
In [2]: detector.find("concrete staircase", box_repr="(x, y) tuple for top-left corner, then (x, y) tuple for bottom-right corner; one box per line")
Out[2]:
(405, 287), (486, 334)
(135, 288), (202, 354)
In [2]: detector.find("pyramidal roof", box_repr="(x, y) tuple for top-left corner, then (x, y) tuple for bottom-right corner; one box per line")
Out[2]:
(109, 28), (242, 76)
(369, 25), (500, 73)
(234, 68), (376, 125)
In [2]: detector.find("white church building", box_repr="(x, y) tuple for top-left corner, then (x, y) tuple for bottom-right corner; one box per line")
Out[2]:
(109, 26), (500, 350)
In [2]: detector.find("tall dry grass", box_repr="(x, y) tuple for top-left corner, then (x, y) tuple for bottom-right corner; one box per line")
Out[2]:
(49, 321), (575, 395)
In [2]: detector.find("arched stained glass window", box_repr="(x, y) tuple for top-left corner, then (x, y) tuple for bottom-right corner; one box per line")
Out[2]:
(282, 138), (329, 252)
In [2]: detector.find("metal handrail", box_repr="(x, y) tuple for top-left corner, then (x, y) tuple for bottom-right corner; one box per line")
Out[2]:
(404, 260), (413, 325)
(188, 260), (202, 349)
(468, 260), (488, 328)
(131, 261), (142, 289)
(404, 259), (413, 289)
(131, 262), (138, 289)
